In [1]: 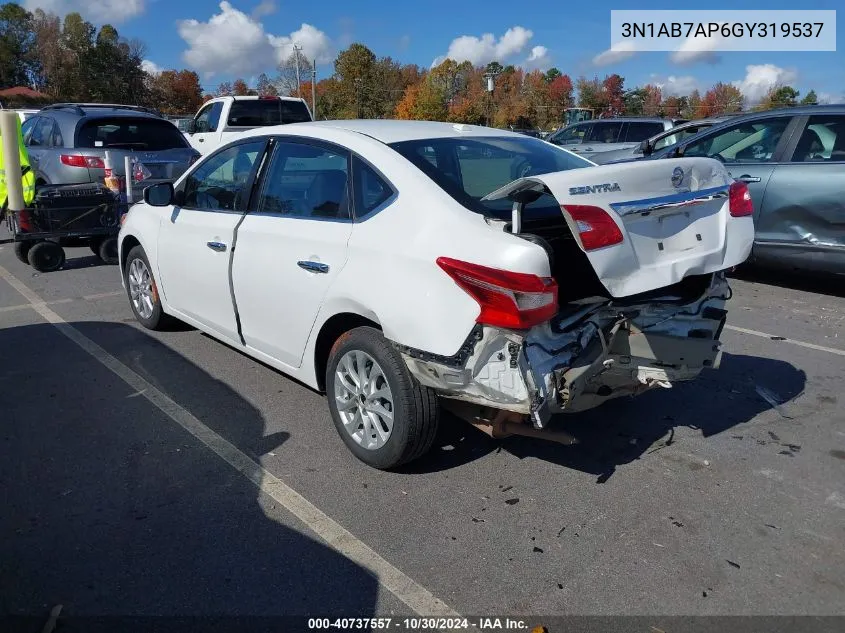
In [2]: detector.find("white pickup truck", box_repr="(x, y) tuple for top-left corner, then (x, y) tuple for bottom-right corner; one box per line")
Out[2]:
(185, 95), (313, 154)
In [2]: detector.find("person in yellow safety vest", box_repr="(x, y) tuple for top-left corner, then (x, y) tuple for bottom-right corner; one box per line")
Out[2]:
(0, 115), (36, 212)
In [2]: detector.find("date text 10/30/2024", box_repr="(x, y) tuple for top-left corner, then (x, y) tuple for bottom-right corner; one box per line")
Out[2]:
(307, 618), (549, 631)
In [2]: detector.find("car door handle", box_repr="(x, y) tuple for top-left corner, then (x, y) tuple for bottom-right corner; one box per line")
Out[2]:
(297, 260), (329, 274)
(736, 175), (761, 183)
(206, 241), (227, 252)
(198, 138), (204, 142)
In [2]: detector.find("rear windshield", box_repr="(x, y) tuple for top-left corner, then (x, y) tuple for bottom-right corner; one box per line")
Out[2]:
(389, 136), (592, 220)
(227, 99), (312, 127)
(76, 117), (189, 150)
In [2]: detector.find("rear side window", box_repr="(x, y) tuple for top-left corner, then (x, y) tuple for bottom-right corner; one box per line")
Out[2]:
(227, 100), (312, 127)
(76, 117), (189, 150)
(584, 122), (623, 143)
(789, 115), (845, 162)
(683, 117), (791, 163)
(624, 122), (666, 141)
(353, 157), (393, 215)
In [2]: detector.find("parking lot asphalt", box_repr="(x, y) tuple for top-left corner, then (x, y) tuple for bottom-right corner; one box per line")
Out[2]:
(1, 232), (844, 627)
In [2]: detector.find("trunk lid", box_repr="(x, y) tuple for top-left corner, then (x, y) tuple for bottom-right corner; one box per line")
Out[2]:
(483, 157), (754, 297)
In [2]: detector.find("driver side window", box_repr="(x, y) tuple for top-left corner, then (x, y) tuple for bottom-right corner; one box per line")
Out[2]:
(195, 102), (223, 133)
(683, 117), (791, 163)
(181, 140), (265, 211)
(550, 123), (590, 145)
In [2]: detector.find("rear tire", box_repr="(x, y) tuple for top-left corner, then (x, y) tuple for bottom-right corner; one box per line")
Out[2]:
(326, 326), (439, 469)
(98, 236), (119, 265)
(13, 241), (32, 264)
(124, 245), (170, 330)
(27, 241), (65, 272)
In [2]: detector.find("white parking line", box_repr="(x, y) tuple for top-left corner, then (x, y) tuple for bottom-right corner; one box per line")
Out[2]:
(725, 324), (845, 357)
(0, 291), (123, 314)
(0, 264), (468, 623)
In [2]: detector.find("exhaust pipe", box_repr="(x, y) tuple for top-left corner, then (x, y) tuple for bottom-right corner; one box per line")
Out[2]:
(444, 400), (578, 446)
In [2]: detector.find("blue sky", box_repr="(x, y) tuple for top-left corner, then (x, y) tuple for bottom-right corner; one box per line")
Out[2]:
(24, 0), (845, 101)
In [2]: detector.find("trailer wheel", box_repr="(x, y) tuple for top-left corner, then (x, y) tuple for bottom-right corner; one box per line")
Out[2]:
(97, 236), (119, 265)
(13, 241), (33, 264)
(27, 241), (65, 273)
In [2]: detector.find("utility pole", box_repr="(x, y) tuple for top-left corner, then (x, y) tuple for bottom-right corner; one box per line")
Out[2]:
(311, 57), (317, 120)
(355, 77), (363, 119)
(293, 44), (302, 95)
(483, 69), (500, 127)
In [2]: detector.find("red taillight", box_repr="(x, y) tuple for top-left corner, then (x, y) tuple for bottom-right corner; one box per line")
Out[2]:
(60, 154), (105, 169)
(561, 205), (624, 251)
(16, 209), (33, 232)
(436, 257), (558, 329)
(729, 180), (753, 217)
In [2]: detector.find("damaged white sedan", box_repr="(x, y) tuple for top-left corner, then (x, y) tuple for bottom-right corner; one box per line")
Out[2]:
(118, 120), (754, 469)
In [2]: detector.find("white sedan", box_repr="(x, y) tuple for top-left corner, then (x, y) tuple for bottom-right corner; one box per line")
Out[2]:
(118, 120), (754, 469)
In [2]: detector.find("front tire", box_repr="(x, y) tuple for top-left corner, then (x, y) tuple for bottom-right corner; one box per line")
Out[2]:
(27, 241), (65, 272)
(326, 327), (439, 469)
(124, 245), (169, 330)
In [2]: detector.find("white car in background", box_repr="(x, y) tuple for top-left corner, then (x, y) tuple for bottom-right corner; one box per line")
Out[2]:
(118, 120), (754, 469)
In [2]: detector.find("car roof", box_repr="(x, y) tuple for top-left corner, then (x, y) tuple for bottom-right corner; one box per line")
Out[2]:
(240, 119), (529, 144)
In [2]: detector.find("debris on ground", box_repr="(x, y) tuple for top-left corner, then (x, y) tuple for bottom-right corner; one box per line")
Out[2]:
(505, 498), (519, 505)
(533, 546), (544, 553)
(755, 384), (793, 419)
(726, 559), (741, 569)
(500, 485), (513, 492)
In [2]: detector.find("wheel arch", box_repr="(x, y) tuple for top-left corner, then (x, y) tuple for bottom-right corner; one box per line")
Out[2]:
(313, 311), (382, 393)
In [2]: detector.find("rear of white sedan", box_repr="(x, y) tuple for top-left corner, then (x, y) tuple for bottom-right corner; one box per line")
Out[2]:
(118, 121), (754, 469)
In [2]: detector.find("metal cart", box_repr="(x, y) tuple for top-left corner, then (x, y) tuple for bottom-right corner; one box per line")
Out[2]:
(5, 183), (124, 273)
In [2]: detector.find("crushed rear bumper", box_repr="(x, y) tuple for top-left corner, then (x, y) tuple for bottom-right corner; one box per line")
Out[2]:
(397, 273), (730, 429)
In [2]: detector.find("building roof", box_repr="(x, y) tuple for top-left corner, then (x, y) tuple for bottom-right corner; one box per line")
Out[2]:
(0, 86), (47, 99)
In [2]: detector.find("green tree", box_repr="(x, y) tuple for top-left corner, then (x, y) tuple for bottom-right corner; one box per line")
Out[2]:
(485, 61), (504, 75)
(0, 2), (37, 88)
(544, 67), (562, 82)
(800, 89), (818, 105)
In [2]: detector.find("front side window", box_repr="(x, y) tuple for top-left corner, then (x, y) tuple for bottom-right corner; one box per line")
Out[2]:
(181, 140), (265, 211)
(257, 142), (350, 220)
(652, 124), (712, 151)
(789, 115), (845, 162)
(390, 135), (592, 220)
(195, 102), (223, 133)
(548, 123), (590, 145)
(683, 117), (792, 163)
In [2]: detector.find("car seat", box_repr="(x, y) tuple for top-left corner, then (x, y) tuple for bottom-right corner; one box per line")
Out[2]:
(792, 128), (825, 161)
(828, 131), (845, 161)
(306, 170), (349, 218)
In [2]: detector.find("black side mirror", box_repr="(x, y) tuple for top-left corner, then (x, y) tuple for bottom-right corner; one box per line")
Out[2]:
(673, 145), (685, 158)
(186, 119), (197, 134)
(143, 182), (174, 207)
(639, 139), (652, 155)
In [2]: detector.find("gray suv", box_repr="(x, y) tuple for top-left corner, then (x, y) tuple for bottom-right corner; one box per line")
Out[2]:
(21, 103), (200, 200)
(546, 117), (687, 160)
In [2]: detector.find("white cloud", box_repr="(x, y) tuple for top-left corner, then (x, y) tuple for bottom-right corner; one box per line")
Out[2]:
(141, 59), (163, 75)
(525, 45), (550, 69)
(24, 0), (145, 24)
(732, 64), (798, 103)
(178, 2), (333, 78)
(669, 31), (723, 65)
(433, 26), (537, 66)
(592, 41), (638, 66)
(268, 23), (334, 65)
(398, 35), (411, 52)
(251, 0), (276, 18)
(650, 74), (700, 96)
